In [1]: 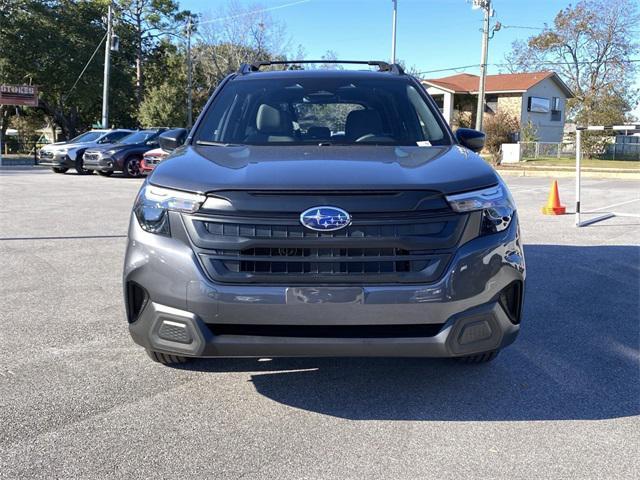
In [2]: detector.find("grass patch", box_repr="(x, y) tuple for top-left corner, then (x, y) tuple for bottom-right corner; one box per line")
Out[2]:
(521, 157), (640, 169)
(481, 155), (640, 170)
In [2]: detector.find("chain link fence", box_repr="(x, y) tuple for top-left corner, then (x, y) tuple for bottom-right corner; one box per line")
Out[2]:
(519, 137), (640, 161)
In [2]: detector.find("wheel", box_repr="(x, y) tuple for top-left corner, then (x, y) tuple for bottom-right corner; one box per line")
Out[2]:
(51, 167), (68, 174)
(74, 154), (92, 175)
(455, 350), (499, 364)
(97, 171), (113, 177)
(146, 349), (189, 365)
(123, 155), (143, 178)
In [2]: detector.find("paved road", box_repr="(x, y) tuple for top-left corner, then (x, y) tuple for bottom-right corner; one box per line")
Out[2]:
(1, 168), (638, 479)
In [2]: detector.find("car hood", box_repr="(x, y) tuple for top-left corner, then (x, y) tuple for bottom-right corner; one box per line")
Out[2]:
(149, 145), (499, 195)
(86, 143), (142, 153)
(42, 141), (83, 152)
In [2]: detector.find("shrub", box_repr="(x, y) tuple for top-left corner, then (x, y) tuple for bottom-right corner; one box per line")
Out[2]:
(483, 112), (520, 164)
(520, 120), (539, 143)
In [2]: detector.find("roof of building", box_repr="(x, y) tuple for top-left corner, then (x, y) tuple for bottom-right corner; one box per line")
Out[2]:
(422, 71), (574, 97)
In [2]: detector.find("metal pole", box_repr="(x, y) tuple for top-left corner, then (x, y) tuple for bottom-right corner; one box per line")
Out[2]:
(101, 2), (113, 129)
(390, 0), (397, 63)
(575, 128), (582, 226)
(186, 17), (193, 129)
(474, 0), (490, 131)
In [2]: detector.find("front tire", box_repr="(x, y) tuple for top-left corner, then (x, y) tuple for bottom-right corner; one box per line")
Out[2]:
(51, 167), (68, 174)
(455, 350), (499, 364)
(123, 155), (143, 178)
(74, 154), (92, 175)
(146, 349), (189, 365)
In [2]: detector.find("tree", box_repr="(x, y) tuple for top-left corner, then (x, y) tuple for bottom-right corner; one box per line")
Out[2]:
(505, 0), (639, 124)
(194, 1), (288, 88)
(0, 0), (137, 139)
(115, 0), (191, 106)
(139, 40), (188, 127)
(138, 82), (185, 127)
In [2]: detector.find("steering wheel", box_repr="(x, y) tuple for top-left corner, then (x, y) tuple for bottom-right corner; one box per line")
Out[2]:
(355, 133), (395, 143)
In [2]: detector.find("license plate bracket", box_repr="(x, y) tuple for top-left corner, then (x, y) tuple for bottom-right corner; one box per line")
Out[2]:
(286, 287), (364, 305)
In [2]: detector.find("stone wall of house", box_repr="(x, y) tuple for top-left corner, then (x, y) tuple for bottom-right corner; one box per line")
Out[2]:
(497, 95), (522, 119)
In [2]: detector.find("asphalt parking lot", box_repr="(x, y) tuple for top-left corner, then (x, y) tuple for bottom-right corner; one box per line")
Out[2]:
(1, 168), (638, 479)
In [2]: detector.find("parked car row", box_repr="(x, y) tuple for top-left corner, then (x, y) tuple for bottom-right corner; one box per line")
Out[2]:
(37, 127), (188, 177)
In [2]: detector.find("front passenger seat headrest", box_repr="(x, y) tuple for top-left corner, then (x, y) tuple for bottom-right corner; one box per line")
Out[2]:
(256, 104), (286, 134)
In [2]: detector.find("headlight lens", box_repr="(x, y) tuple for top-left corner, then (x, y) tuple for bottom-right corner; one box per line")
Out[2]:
(446, 183), (515, 234)
(104, 149), (116, 156)
(58, 148), (68, 154)
(134, 184), (205, 235)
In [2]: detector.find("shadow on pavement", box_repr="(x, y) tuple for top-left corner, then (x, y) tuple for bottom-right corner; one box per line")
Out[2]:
(182, 244), (640, 421)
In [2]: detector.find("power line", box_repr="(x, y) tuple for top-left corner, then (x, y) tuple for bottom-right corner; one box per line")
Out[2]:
(501, 24), (545, 30)
(416, 58), (640, 76)
(197, 0), (311, 27)
(64, 33), (108, 102)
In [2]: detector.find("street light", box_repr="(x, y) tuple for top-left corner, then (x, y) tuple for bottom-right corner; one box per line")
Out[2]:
(391, 0), (398, 63)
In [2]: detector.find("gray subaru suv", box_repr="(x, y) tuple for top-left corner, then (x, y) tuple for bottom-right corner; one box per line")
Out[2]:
(124, 60), (525, 365)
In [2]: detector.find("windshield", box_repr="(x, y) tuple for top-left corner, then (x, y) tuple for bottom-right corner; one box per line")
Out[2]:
(194, 76), (450, 146)
(69, 131), (103, 143)
(118, 131), (158, 144)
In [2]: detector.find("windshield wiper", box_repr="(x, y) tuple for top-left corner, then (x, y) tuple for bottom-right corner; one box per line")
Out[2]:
(195, 140), (244, 147)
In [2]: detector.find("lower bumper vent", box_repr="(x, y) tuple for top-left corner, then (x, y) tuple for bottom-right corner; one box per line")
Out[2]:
(207, 323), (445, 338)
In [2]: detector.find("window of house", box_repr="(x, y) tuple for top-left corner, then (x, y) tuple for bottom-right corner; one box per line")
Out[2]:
(551, 97), (562, 121)
(432, 94), (444, 112)
(485, 95), (498, 113)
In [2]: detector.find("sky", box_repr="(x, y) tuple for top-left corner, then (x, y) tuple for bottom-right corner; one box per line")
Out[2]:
(181, 0), (640, 118)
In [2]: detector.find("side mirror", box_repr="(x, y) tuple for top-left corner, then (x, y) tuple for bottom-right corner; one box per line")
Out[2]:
(158, 128), (188, 152)
(455, 128), (485, 153)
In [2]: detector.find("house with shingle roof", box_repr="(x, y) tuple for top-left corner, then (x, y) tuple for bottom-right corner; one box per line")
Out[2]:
(422, 71), (574, 142)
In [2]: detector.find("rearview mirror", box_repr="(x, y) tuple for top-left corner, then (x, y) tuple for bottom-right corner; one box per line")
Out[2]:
(455, 128), (485, 153)
(158, 128), (188, 152)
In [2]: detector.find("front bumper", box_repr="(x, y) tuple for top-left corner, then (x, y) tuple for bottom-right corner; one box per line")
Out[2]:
(38, 152), (72, 167)
(83, 155), (115, 171)
(124, 213), (525, 358)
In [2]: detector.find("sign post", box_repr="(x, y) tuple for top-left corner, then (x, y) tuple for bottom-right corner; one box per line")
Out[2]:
(0, 85), (39, 166)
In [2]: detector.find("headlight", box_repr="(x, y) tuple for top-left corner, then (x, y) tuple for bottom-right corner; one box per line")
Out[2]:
(445, 182), (515, 234)
(133, 184), (205, 235)
(104, 149), (117, 156)
(57, 148), (68, 154)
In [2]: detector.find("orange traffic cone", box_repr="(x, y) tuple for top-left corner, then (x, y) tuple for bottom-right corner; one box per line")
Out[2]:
(541, 180), (566, 215)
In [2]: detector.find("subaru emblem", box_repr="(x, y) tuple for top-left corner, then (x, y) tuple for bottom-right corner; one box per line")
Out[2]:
(300, 206), (351, 232)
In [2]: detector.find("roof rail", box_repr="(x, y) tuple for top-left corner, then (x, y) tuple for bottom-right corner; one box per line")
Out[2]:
(238, 60), (405, 75)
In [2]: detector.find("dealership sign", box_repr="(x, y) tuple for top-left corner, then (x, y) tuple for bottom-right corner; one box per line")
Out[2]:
(0, 85), (39, 106)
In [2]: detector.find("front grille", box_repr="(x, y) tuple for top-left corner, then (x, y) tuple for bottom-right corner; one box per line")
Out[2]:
(144, 156), (162, 165)
(184, 211), (467, 285)
(203, 220), (448, 240)
(84, 152), (100, 163)
(209, 247), (439, 276)
(39, 150), (53, 159)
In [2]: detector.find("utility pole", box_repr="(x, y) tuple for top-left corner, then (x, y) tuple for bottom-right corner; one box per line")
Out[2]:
(390, 0), (397, 64)
(186, 17), (193, 129)
(101, 2), (113, 129)
(474, 0), (490, 132)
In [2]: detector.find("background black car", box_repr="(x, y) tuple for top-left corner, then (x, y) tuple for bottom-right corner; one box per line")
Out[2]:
(82, 128), (167, 177)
